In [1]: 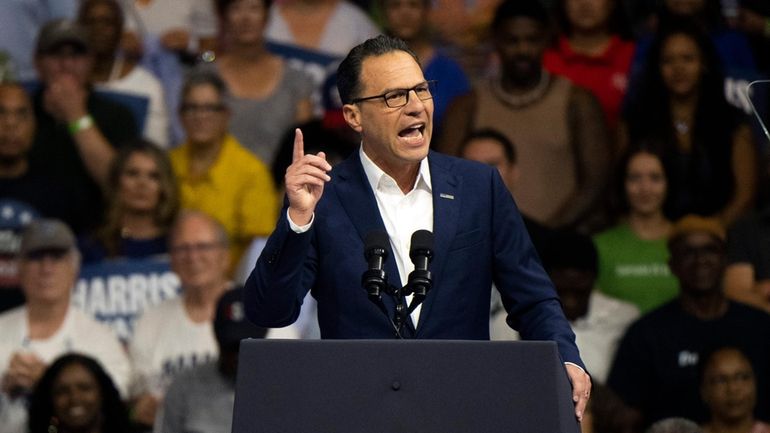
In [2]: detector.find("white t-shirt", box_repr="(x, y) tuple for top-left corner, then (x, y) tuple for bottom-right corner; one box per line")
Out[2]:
(129, 297), (217, 397)
(569, 291), (639, 383)
(0, 305), (132, 394)
(490, 290), (639, 383)
(97, 63), (170, 148)
(124, 0), (218, 40)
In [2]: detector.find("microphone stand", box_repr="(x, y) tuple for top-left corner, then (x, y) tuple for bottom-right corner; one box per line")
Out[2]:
(384, 285), (411, 338)
(362, 270), (405, 339)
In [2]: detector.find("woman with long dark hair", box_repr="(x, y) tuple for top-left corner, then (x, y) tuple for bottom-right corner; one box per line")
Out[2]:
(28, 354), (134, 433)
(79, 139), (180, 263)
(594, 144), (679, 313)
(621, 21), (756, 226)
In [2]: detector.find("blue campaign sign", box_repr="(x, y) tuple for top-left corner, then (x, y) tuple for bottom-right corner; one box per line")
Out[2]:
(0, 199), (38, 290)
(0, 200), (38, 312)
(73, 258), (181, 342)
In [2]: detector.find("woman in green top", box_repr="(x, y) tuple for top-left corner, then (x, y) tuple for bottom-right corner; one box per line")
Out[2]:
(594, 145), (679, 313)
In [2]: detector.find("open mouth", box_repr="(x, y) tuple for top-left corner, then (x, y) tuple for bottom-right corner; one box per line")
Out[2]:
(67, 405), (88, 418)
(398, 124), (426, 143)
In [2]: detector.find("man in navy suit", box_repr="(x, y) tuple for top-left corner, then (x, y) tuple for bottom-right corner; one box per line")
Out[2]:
(244, 35), (591, 419)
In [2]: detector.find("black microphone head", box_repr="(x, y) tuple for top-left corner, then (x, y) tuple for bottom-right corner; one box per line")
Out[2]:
(409, 230), (434, 261)
(364, 230), (390, 261)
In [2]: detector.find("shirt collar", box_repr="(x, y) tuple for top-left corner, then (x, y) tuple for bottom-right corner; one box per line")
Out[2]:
(178, 134), (238, 184)
(557, 35), (621, 64)
(359, 145), (432, 194)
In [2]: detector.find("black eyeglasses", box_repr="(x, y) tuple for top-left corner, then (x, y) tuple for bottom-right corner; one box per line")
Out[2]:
(180, 103), (226, 115)
(24, 248), (70, 261)
(351, 80), (436, 108)
(170, 241), (226, 255)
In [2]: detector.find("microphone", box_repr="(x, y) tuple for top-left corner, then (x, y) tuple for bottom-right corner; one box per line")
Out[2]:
(406, 230), (434, 311)
(745, 80), (770, 145)
(362, 230), (405, 337)
(362, 230), (390, 302)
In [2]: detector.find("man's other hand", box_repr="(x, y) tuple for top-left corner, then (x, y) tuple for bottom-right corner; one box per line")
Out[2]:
(565, 363), (591, 422)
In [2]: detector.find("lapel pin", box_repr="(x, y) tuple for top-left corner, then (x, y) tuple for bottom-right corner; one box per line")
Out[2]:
(439, 193), (455, 200)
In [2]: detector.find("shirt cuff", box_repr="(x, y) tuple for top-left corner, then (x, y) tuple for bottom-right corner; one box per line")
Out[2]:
(564, 362), (586, 374)
(287, 209), (314, 233)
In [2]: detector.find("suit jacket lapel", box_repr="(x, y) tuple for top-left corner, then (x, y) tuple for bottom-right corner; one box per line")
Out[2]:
(333, 154), (385, 244)
(416, 152), (461, 335)
(333, 153), (404, 320)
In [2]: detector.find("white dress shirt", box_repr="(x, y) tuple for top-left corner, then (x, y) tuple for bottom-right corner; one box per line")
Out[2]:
(359, 147), (433, 325)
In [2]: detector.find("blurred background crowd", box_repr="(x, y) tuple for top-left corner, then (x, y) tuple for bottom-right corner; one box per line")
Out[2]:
(1, 0), (770, 432)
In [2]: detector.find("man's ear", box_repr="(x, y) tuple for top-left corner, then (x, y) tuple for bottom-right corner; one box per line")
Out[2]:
(509, 164), (521, 188)
(33, 57), (43, 79)
(342, 103), (363, 133)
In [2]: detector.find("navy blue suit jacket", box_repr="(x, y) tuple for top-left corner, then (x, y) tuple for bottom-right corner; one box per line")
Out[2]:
(244, 150), (584, 367)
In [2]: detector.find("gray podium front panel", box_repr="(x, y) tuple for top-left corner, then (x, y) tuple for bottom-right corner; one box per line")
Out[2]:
(233, 339), (580, 433)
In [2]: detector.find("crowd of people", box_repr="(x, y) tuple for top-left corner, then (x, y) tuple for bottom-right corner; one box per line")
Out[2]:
(1, 0), (770, 432)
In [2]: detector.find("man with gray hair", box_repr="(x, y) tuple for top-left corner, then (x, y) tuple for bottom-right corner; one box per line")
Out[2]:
(0, 218), (131, 433)
(128, 211), (234, 428)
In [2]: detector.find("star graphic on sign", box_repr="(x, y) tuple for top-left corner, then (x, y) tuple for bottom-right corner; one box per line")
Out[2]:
(1, 206), (14, 220)
(0, 199), (42, 229)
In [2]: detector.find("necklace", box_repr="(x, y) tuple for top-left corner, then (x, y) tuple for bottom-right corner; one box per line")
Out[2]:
(673, 119), (690, 135)
(491, 71), (551, 108)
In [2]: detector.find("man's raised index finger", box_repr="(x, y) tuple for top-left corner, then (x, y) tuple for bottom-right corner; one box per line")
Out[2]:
(292, 128), (304, 163)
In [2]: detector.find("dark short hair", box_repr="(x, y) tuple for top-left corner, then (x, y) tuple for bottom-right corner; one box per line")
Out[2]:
(460, 128), (517, 164)
(0, 81), (31, 98)
(380, 0), (430, 8)
(215, 0), (273, 17)
(180, 68), (228, 105)
(553, 0), (630, 39)
(540, 230), (598, 274)
(336, 35), (419, 104)
(78, 0), (125, 31)
(492, 0), (550, 33)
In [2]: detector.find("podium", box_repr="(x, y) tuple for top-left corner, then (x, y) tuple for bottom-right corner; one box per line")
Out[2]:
(233, 340), (581, 433)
